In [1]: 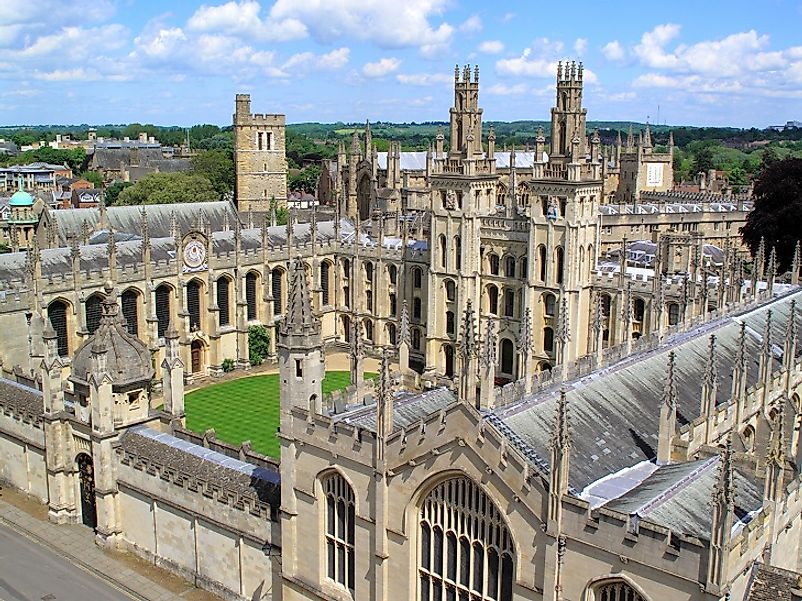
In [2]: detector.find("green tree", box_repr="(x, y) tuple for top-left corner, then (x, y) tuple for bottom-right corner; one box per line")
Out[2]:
(117, 172), (217, 205)
(288, 164), (320, 193)
(0, 243), (10, 254)
(760, 146), (780, 171)
(104, 181), (132, 206)
(190, 149), (234, 199)
(740, 158), (802, 272)
(80, 170), (104, 188)
(691, 147), (715, 175)
(248, 325), (270, 366)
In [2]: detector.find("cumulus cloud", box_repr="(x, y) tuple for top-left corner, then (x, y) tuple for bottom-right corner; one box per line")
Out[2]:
(485, 83), (528, 95)
(187, 0), (306, 42)
(633, 23), (682, 69)
(602, 40), (625, 62)
(496, 48), (555, 78)
(396, 72), (452, 86)
(574, 38), (587, 56)
(362, 57), (401, 78)
(283, 47), (350, 72)
(269, 0), (453, 54)
(478, 40), (504, 54)
(459, 15), (482, 34)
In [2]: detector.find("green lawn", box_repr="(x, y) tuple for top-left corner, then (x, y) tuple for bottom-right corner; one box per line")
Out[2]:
(185, 371), (373, 459)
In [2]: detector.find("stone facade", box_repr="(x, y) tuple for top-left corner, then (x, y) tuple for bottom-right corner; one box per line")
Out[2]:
(234, 94), (288, 212)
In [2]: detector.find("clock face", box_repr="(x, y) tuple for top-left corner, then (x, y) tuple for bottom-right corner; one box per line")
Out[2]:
(183, 239), (206, 269)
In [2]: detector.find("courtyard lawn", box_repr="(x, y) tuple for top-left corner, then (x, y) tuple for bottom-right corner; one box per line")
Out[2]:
(184, 371), (373, 459)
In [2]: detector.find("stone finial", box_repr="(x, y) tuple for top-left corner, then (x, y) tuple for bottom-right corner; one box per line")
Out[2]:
(350, 315), (364, 359)
(713, 434), (735, 507)
(458, 300), (478, 361)
(767, 400), (786, 467)
(785, 300), (797, 367)
(480, 318), (497, 369)
(557, 288), (571, 343)
(550, 387), (571, 451)
(398, 300), (410, 348)
(792, 241), (800, 284)
(703, 335), (719, 391)
(662, 351), (678, 410)
(377, 348), (393, 438)
(734, 321), (747, 375)
(766, 246), (777, 291)
(281, 258), (319, 337)
(519, 307), (534, 357)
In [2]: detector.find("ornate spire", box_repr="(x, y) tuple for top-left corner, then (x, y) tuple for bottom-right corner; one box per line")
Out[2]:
(735, 321), (747, 373)
(557, 288), (570, 343)
(140, 206), (149, 246)
(713, 434), (735, 507)
(458, 300), (478, 361)
(767, 401), (786, 467)
(350, 315), (364, 359)
(550, 387), (571, 451)
(481, 318), (497, 369)
(759, 309), (773, 384)
(280, 259), (319, 338)
(592, 292), (604, 337)
(643, 122), (652, 148)
(376, 348), (393, 439)
(785, 299), (797, 367)
(398, 299), (410, 348)
(766, 246), (777, 291)
(662, 351), (678, 410)
(792, 241), (800, 283)
(703, 335), (719, 392)
(519, 307), (533, 357)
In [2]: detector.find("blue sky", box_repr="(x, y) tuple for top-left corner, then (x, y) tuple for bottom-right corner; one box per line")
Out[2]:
(1, 0), (801, 127)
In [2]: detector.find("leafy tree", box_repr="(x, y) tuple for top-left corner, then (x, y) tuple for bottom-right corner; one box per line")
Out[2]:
(80, 170), (104, 188)
(288, 164), (320, 193)
(691, 147), (715, 176)
(191, 149), (234, 199)
(760, 146), (780, 171)
(117, 172), (217, 205)
(248, 325), (270, 366)
(104, 181), (132, 205)
(727, 165), (748, 189)
(0, 243), (10, 254)
(741, 158), (802, 272)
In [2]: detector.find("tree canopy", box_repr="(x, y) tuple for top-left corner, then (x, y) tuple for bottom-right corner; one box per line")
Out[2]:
(190, 149), (234, 199)
(117, 172), (217, 205)
(741, 158), (802, 272)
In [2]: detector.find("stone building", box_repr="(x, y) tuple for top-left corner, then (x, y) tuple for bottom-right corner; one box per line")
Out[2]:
(233, 94), (288, 212)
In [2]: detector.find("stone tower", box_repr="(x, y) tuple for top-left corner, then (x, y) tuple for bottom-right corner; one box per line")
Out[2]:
(449, 64), (483, 158)
(233, 93), (288, 212)
(278, 258), (324, 414)
(549, 61), (587, 165)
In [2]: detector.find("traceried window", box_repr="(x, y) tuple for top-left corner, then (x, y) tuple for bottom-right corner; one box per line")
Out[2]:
(445, 279), (456, 302)
(271, 268), (284, 315)
(414, 267), (423, 289)
(320, 262), (331, 306)
(187, 280), (202, 331)
(594, 581), (645, 601)
(217, 277), (231, 327)
(323, 473), (355, 594)
(668, 303), (680, 326)
(419, 477), (514, 601)
(155, 285), (171, 338)
(85, 294), (103, 335)
(246, 272), (258, 320)
(122, 289), (139, 336)
(489, 254), (500, 275)
(48, 300), (69, 357)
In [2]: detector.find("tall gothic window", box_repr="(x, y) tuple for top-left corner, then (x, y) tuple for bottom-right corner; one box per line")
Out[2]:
(440, 235), (447, 268)
(488, 285), (499, 315)
(187, 281), (202, 331)
(217, 277), (231, 327)
(48, 300), (69, 357)
(389, 264), (398, 285)
(544, 327), (555, 354)
(555, 247), (564, 285)
(413, 267), (422, 289)
(489, 254), (500, 275)
(245, 272), (258, 321)
(594, 581), (645, 601)
(454, 236), (462, 271)
(85, 294), (103, 335)
(320, 261), (331, 306)
(323, 474), (355, 594)
(155, 284), (171, 338)
(668, 303), (680, 326)
(538, 246), (547, 281)
(504, 289), (515, 318)
(414, 297), (422, 319)
(504, 256), (515, 278)
(419, 477), (514, 601)
(446, 311), (455, 336)
(272, 268), (284, 315)
(121, 289), (139, 336)
(445, 280), (456, 302)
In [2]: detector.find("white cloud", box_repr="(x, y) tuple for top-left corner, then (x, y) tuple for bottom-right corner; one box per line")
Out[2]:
(187, 0), (306, 42)
(459, 15), (482, 34)
(500, 12), (515, 23)
(602, 40), (625, 62)
(633, 23), (682, 69)
(496, 48), (556, 78)
(396, 72), (451, 86)
(134, 27), (188, 60)
(283, 47), (350, 72)
(478, 40), (504, 55)
(33, 68), (101, 81)
(574, 38), (587, 56)
(485, 83), (528, 95)
(269, 0), (453, 54)
(362, 57), (401, 78)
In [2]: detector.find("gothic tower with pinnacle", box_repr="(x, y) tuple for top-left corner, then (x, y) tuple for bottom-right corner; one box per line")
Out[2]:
(549, 61), (588, 165)
(449, 64), (484, 158)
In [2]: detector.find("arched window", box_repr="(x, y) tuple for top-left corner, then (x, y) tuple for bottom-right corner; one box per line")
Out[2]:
(155, 285), (171, 338)
(593, 580), (646, 601)
(601, 294), (612, 317)
(187, 280), (202, 331)
(364, 319), (374, 342)
(544, 293), (556, 318)
(271, 268), (284, 315)
(489, 254), (500, 275)
(454, 236), (462, 270)
(85, 294), (103, 335)
(412, 327), (421, 351)
(387, 323), (397, 346)
(445, 279), (456, 302)
(364, 261), (373, 283)
(668, 303), (680, 326)
(419, 477), (514, 601)
(413, 267), (423, 289)
(320, 262), (331, 306)
(342, 258), (351, 279)
(245, 272), (258, 321)
(504, 256), (515, 278)
(446, 311), (455, 336)
(540, 196), (548, 216)
(388, 264), (397, 285)
(504, 289), (515, 318)
(322, 474), (355, 594)
(366, 290), (373, 311)
(544, 327), (554, 353)
(538, 246), (547, 281)
(444, 345), (455, 378)
(488, 285), (499, 315)
(341, 315), (351, 342)
(555, 247), (564, 285)
(121, 289), (139, 337)
(217, 277), (231, 327)
(389, 293), (397, 316)
(500, 339), (514, 375)
(439, 235), (447, 269)
(414, 297), (422, 319)
(633, 298), (645, 323)
(519, 257), (528, 280)
(743, 425), (756, 453)
(48, 300), (69, 357)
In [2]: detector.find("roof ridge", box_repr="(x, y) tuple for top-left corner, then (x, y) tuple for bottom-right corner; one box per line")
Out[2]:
(636, 456), (718, 517)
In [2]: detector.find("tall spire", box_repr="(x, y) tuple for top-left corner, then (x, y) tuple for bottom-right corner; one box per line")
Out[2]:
(481, 318), (497, 369)
(280, 259), (319, 338)
(766, 246), (777, 293)
(550, 387), (571, 452)
(643, 122), (653, 149)
(458, 300), (479, 407)
(701, 335), (719, 444)
(399, 300), (411, 348)
(657, 351), (678, 464)
(376, 348), (393, 440)
(785, 299), (797, 368)
(759, 309), (773, 385)
(792, 240), (801, 285)
(547, 387), (571, 533)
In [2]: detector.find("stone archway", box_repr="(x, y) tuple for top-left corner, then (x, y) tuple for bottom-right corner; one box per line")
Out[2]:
(76, 453), (97, 529)
(191, 339), (204, 373)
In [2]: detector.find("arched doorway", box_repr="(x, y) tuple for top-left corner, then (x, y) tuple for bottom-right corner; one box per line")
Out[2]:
(76, 453), (97, 529)
(191, 340), (203, 374)
(500, 338), (514, 375)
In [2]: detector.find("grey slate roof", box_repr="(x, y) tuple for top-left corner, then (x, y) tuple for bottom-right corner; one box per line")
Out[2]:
(375, 151), (543, 171)
(337, 387), (457, 433)
(494, 289), (802, 494)
(118, 426), (280, 511)
(604, 457), (763, 540)
(0, 378), (44, 418)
